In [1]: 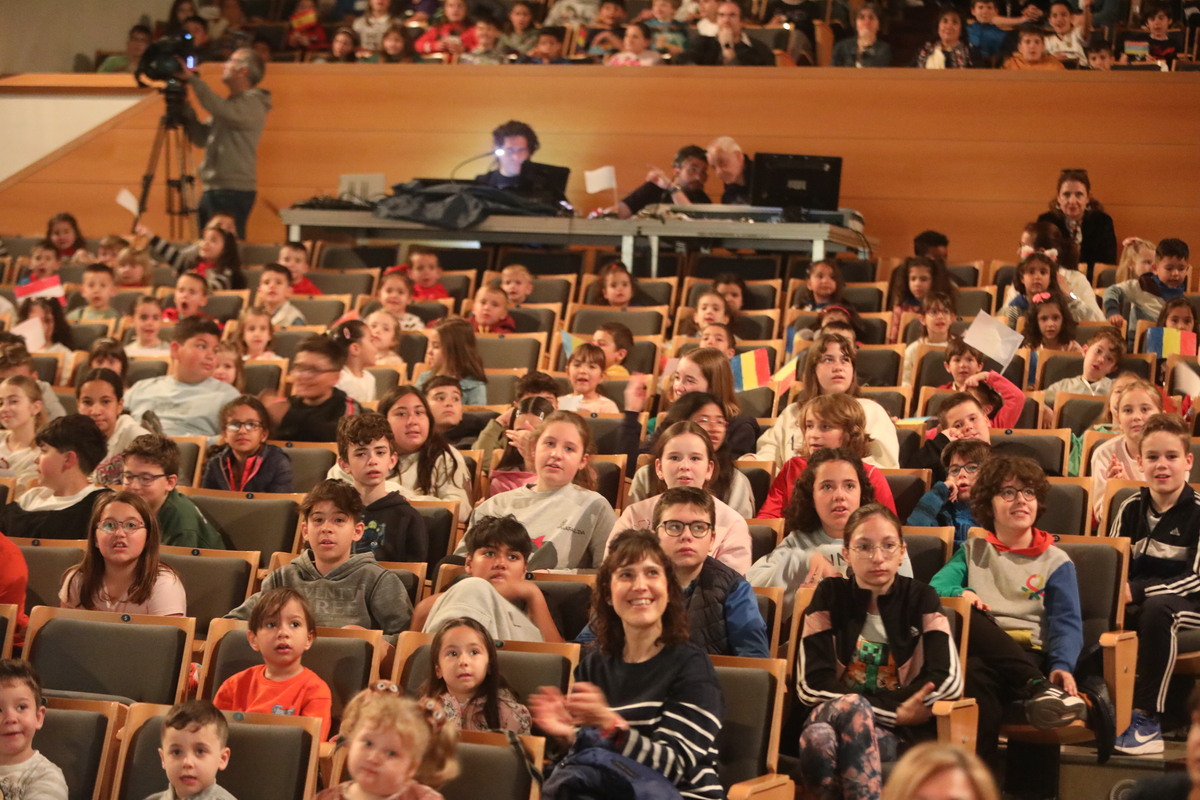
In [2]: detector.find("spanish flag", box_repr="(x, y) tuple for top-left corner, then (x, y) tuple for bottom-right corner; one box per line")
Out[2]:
(1145, 327), (1198, 358)
(730, 348), (772, 392)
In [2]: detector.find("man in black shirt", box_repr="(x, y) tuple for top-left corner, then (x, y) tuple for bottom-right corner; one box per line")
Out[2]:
(610, 145), (711, 218)
(684, 1), (775, 65)
(476, 120), (570, 206)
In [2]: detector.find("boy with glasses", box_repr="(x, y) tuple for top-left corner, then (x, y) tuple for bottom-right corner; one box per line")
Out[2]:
(272, 335), (362, 443)
(908, 439), (989, 549)
(122, 434), (224, 549)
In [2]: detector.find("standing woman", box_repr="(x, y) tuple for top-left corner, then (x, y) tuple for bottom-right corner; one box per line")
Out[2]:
(530, 529), (725, 800)
(1037, 168), (1118, 270)
(832, 4), (892, 66)
(914, 7), (977, 68)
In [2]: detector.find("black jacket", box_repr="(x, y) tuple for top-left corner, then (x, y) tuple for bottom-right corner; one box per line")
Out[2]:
(684, 35), (775, 66)
(1037, 208), (1118, 268)
(358, 490), (428, 563)
(201, 444), (295, 493)
(276, 389), (362, 444)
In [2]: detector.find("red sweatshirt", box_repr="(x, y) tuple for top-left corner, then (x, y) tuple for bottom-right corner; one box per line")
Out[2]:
(757, 456), (896, 519)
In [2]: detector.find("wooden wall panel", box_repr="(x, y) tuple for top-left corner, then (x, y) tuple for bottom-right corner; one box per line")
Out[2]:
(1, 65), (1198, 261)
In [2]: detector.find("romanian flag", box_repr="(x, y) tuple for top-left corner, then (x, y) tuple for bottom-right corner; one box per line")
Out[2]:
(730, 348), (772, 392)
(1145, 327), (1198, 358)
(772, 356), (800, 395)
(560, 331), (588, 359)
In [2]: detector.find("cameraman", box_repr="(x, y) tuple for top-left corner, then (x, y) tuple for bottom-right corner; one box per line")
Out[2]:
(180, 47), (271, 240)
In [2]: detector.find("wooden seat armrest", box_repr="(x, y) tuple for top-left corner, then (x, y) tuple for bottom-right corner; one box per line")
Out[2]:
(729, 773), (796, 800)
(1100, 629), (1138, 734)
(933, 698), (978, 753)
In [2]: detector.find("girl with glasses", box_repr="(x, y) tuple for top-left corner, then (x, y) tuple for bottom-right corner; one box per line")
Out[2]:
(929, 455), (1087, 769)
(60, 490), (185, 616)
(796, 503), (959, 800)
(202, 395), (294, 493)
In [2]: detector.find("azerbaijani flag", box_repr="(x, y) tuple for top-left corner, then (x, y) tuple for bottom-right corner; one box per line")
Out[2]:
(772, 355), (800, 395)
(1145, 327), (1198, 358)
(560, 331), (588, 358)
(730, 348), (772, 392)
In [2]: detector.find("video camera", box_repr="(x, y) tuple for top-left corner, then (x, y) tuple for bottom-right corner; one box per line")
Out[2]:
(134, 34), (196, 125)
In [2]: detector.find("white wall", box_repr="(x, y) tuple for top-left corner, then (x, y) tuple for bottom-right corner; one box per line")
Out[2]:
(0, 1), (172, 73)
(0, 94), (144, 184)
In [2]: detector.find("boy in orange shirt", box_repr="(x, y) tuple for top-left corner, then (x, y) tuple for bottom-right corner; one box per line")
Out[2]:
(213, 587), (333, 739)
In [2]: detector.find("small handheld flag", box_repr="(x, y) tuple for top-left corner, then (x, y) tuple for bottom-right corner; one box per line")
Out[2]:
(730, 348), (772, 392)
(1145, 327), (1198, 358)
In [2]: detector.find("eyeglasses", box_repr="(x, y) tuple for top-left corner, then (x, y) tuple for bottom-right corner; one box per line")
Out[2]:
(657, 520), (713, 537)
(97, 519), (146, 535)
(849, 541), (902, 557)
(998, 487), (1037, 502)
(290, 364), (338, 376)
(226, 420), (263, 432)
(693, 415), (728, 429)
(121, 472), (166, 485)
(947, 463), (980, 478)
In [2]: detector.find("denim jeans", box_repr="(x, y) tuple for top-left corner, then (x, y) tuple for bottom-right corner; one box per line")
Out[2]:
(198, 189), (256, 239)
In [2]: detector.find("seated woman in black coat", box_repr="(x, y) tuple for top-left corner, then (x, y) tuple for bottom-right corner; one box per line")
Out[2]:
(1036, 168), (1118, 270)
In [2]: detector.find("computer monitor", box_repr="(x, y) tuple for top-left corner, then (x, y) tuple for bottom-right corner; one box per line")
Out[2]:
(749, 153), (842, 212)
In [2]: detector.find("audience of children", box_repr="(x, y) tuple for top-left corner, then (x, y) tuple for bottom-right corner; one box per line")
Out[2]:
(0, 336), (66, 419)
(887, 256), (954, 341)
(213, 587), (333, 740)
(141, 222), (246, 291)
(18, 298), (74, 357)
(163, 271), (211, 324)
(1022, 290), (1081, 353)
(426, 376), (488, 447)
(1004, 23), (1067, 69)
(938, 338), (1025, 428)
(467, 283), (516, 333)
(125, 296), (171, 357)
(114, 246), (153, 287)
(474, 371), (558, 470)
(500, 0), (539, 55)
(201, 395), (295, 493)
(406, 247), (450, 301)
(365, 309), (407, 370)
(488, 395), (554, 495)
(236, 306), (281, 360)
(78, 367), (150, 487)
(591, 321), (634, 378)
(794, 260), (847, 312)
(375, 270), (426, 331)
(336, 412), (428, 563)
(498, 263), (535, 306)
(908, 438), (988, 547)
(45, 212), (92, 262)
(122, 433), (225, 549)
(277, 242), (321, 295)
(146, 699), (235, 800)
(60, 490), (187, 615)
(66, 264), (121, 323)
(213, 341), (245, 390)
(1104, 238), (1190, 339)
(1090, 378), (1162, 520)
(1042, 325), (1122, 408)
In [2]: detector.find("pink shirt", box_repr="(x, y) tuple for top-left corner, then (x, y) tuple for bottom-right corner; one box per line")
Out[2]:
(611, 493), (752, 575)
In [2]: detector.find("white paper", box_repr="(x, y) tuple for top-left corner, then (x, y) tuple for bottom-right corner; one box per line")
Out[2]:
(116, 188), (141, 217)
(584, 166), (617, 194)
(557, 394), (582, 412)
(962, 311), (1025, 372)
(11, 318), (45, 352)
(1175, 362), (1200, 398)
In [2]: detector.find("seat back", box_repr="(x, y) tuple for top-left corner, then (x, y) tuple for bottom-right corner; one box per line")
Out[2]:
(748, 520), (784, 564)
(41, 698), (121, 800)
(990, 429), (1069, 476)
(305, 269), (377, 297)
(411, 500), (459, 564)
(290, 296), (347, 326)
(534, 579), (594, 641)
(16, 540), (85, 610)
(114, 705), (318, 800)
(881, 469), (931, 524)
(440, 731), (545, 800)
(736, 464), (773, 516)
(736, 386), (776, 418)
(570, 307), (663, 336)
(159, 547), (258, 637)
(1054, 536), (1129, 646)
(1037, 479), (1091, 537)
(896, 427), (922, 469)
(243, 360), (286, 395)
(476, 335), (542, 372)
(905, 532), (951, 584)
(712, 657), (786, 789)
(268, 441), (339, 493)
(126, 359), (169, 386)
(856, 346), (903, 387)
(180, 490), (302, 568)
(581, 414), (626, 455)
(26, 608), (193, 704)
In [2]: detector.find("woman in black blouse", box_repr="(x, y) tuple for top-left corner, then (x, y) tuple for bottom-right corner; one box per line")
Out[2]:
(1037, 168), (1118, 270)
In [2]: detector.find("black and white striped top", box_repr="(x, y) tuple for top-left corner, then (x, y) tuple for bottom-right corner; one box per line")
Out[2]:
(576, 641), (725, 800)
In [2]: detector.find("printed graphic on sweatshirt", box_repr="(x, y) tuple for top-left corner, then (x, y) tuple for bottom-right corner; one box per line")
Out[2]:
(846, 637), (898, 692)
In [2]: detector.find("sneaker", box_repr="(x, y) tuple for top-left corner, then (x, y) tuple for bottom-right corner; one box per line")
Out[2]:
(1024, 682), (1088, 730)
(1114, 711), (1164, 755)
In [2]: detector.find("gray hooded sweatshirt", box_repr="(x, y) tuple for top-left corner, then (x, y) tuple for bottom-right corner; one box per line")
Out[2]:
(184, 72), (272, 192)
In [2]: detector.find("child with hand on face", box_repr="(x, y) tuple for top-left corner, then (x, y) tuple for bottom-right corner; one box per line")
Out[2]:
(214, 587), (333, 740)
(908, 438), (987, 548)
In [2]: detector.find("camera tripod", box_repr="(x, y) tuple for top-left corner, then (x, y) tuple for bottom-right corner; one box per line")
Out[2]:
(135, 82), (197, 241)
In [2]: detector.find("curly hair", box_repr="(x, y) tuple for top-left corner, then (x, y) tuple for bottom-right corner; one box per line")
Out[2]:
(782, 447), (874, 535)
(968, 456), (1050, 531)
(591, 529), (688, 658)
(339, 687), (459, 787)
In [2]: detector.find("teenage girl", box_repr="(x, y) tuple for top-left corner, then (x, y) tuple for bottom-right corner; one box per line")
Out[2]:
(756, 331), (900, 469)
(614, 420), (753, 574)
(45, 212), (92, 262)
(331, 319), (379, 405)
(77, 368), (149, 487)
(316, 685), (459, 800)
(887, 257), (955, 342)
(365, 309), (407, 369)
(0, 376), (46, 495)
(125, 296), (170, 357)
(793, 260), (847, 311)
(1022, 291), (1081, 352)
(1089, 378), (1161, 520)
(757, 393), (896, 519)
(420, 616), (532, 734)
(59, 491), (186, 615)
(416, 318), (488, 406)
(464, 410), (618, 571)
(202, 395), (294, 493)
(794, 503), (958, 800)
(562, 343), (619, 415)
(18, 298), (74, 356)
(237, 307), (280, 360)
(624, 393), (753, 520)
(490, 395), (555, 496)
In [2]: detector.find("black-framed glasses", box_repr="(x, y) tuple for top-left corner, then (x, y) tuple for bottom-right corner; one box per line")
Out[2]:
(947, 463), (980, 478)
(998, 487), (1037, 502)
(657, 520), (713, 537)
(226, 420), (263, 432)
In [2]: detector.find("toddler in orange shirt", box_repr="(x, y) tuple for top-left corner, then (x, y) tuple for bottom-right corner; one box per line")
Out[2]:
(213, 587), (333, 739)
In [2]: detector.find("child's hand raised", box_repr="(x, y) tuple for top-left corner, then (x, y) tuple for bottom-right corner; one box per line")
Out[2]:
(1105, 455), (1126, 480)
(624, 373), (649, 413)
